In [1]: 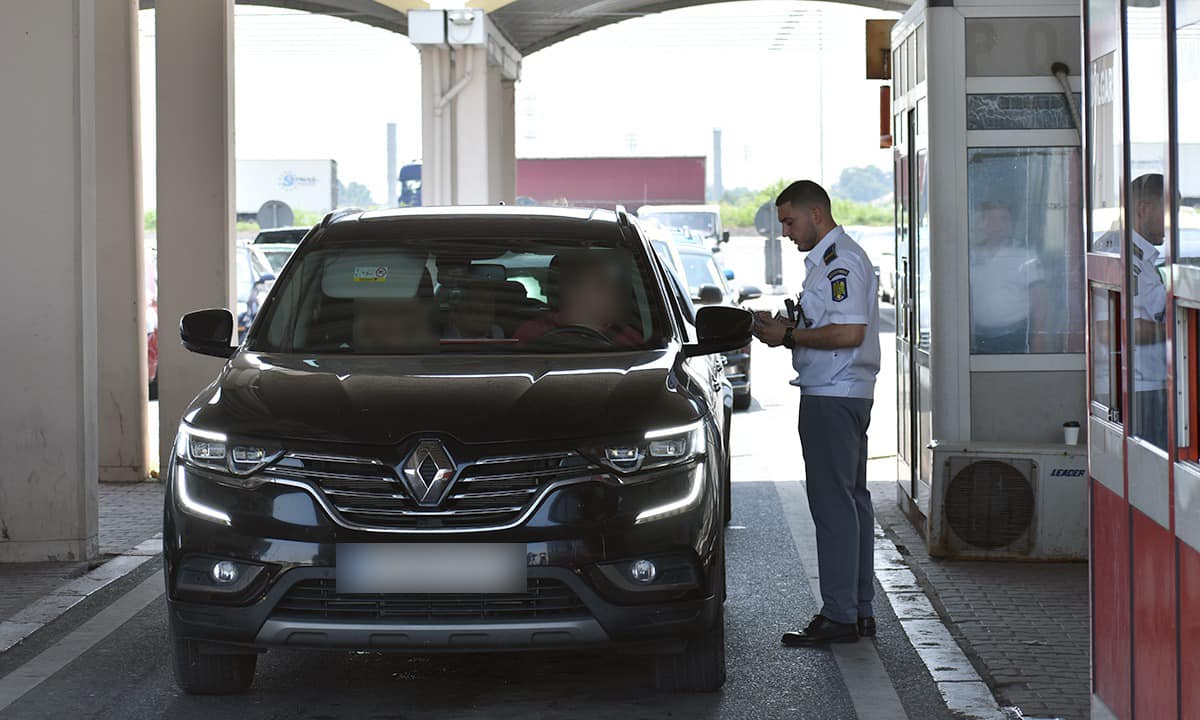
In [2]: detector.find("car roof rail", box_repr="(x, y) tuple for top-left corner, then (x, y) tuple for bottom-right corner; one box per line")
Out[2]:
(614, 205), (631, 227)
(320, 207), (364, 227)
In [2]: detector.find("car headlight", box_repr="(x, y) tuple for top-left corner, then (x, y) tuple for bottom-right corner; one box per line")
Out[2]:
(597, 420), (707, 475)
(175, 423), (281, 484)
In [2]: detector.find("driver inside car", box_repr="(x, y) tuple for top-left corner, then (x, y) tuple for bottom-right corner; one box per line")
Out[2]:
(515, 251), (642, 346)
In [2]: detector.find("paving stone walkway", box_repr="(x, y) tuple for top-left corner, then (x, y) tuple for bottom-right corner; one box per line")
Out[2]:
(871, 478), (1090, 720)
(1, 482), (163, 625)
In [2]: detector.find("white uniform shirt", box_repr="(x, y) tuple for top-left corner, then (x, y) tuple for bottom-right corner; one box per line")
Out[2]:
(1130, 231), (1167, 391)
(969, 241), (1044, 332)
(789, 226), (881, 399)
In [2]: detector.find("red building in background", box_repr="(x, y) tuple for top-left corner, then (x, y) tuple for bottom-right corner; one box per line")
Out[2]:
(516, 156), (706, 210)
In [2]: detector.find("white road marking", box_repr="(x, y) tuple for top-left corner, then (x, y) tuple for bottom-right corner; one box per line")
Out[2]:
(0, 570), (164, 713)
(774, 480), (910, 720)
(0, 535), (161, 654)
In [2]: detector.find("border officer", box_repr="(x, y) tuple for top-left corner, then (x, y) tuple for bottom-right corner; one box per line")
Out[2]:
(752, 180), (881, 645)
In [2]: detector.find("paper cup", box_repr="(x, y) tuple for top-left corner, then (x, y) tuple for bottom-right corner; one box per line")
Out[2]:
(1063, 421), (1081, 445)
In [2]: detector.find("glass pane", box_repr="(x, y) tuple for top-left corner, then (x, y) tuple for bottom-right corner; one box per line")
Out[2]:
(1089, 0), (1120, 58)
(895, 151), (910, 342)
(967, 147), (1086, 354)
(1090, 286), (1117, 412)
(1127, 0), (1169, 449)
(1088, 49), (1122, 253)
(915, 24), (926, 85)
(1176, 16), (1200, 264)
(916, 150), (930, 351)
(966, 93), (1082, 131)
(965, 17), (1082, 77)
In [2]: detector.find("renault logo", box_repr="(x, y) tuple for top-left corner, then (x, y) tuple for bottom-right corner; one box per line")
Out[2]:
(400, 440), (457, 507)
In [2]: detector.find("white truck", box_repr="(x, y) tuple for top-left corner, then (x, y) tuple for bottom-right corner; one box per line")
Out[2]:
(236, 159), (338, 228)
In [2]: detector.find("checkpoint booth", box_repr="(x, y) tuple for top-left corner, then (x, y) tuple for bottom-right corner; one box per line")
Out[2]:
(1083, 0), (1200, 717)
(889, 0), (1089, 562)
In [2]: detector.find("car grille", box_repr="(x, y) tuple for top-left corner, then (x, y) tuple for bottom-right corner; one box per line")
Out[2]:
(270, 450), (595, 530)
(272, 578), (588, 621)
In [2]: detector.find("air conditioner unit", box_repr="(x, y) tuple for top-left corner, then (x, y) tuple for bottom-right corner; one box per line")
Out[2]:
(928, 441), (1087, 560)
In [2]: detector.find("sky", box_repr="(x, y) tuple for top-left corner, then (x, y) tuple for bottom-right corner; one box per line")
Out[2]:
(137, 1), (898, 210)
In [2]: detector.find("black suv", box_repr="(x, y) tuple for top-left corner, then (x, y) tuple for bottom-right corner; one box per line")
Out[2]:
(165, 206), (752, 695)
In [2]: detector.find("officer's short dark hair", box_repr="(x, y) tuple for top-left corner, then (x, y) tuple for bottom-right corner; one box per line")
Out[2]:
(1131, 173), (1163, 205)
(775, 180), (832, 212)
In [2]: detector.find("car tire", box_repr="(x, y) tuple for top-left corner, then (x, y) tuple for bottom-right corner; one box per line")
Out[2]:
(170, 623), (256, 695)
(653, 600), (726, 693)
(732, 391), (751, 411)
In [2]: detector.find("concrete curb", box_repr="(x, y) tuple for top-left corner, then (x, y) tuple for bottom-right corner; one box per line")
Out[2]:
(0, 535), (162, 655)
(872, 524), (1011, 720)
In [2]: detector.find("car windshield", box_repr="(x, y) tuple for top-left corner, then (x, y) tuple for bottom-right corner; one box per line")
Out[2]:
(642, 212), (717, 237)
(261, 249), (293, 273)
(248, 231), (671, 354)
(678, 252), (722, 295)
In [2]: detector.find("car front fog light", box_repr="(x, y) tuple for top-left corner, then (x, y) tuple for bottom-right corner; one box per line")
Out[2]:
(630, 559), (657, 584)
(211, 560), (240, 584)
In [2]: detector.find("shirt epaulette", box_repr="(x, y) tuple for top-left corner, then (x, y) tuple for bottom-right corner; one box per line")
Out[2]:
(822, 244), (838, 265)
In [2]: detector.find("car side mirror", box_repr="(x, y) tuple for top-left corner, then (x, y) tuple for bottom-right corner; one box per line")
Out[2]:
(685, 306), (753, 357)
(180, 308), (235, 358)
(694, 284), (724, 306)
(721, 231), (730, 244)
(738, 285), (763, 303)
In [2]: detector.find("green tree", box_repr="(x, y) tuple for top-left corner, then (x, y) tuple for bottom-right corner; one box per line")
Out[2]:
(830, 165), (892, 204)
(337, 180), (375, 208)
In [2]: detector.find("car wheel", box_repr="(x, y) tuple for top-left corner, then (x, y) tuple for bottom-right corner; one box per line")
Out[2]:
(654, 598), (726, 692)
(732, 391), (751, 411)
(170, 621), (256, 695)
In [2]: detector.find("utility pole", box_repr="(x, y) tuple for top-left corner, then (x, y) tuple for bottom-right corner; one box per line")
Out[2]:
(386, 122), (397, 208)
(712, 128), (724, 202)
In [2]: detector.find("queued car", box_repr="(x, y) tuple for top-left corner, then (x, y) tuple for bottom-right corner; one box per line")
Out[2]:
(637, 204), (729, 247)
(847, 226), (895, 303)
(648, 230), (761, 410)
(165, 206), (752, 695)
(251, 226), (310, 246)
(236, 243), (277, 341)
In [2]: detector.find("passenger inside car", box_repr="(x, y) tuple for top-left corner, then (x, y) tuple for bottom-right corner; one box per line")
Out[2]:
(445, 280), (506, 339)
(352, 298), (437, 353)
(515, 251), (643, 346)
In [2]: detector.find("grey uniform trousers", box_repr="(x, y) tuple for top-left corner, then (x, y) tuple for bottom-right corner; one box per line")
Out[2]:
(798, 394), (874, 625)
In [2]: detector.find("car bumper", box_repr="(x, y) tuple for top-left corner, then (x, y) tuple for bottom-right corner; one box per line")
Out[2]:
(722, 348), (751, 395)
(164, 460), (722, 654)
(169, 564), (717, 654)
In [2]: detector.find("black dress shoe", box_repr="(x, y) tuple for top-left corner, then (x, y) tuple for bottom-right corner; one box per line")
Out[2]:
(781, 615), (859, 646)
(858, 617), (876, 637)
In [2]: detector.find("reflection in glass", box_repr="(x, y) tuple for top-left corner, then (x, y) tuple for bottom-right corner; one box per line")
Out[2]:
(1127, 0), (1169, 449)
(1129, 174), (1169, 448)
(967, 147), (1085, 354)
(1088, 50), (1122, 253)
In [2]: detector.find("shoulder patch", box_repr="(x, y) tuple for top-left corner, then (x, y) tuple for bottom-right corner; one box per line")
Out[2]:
(1131, 243), (1144, 260)
(830, 277), (848, 302)
(822, 244), (838, 265)
(827, 268), (850, 280)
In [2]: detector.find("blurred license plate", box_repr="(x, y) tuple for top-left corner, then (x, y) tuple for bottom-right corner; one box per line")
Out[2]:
(336, 543), (526, 594)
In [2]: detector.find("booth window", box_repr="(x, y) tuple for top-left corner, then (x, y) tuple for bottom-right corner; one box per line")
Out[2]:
(966, 147), (1085, 354)
(1091, 286), (1122, 420)
(1126, 0), (1169, 450)
(1087, 49), (1122, 254)
(916, 151), (931, 350)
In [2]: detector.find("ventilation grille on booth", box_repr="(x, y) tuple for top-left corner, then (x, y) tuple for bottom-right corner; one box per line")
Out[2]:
(943, 458), (1035, 550)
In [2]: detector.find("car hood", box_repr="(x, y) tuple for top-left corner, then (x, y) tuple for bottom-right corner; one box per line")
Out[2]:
(185, 349), (704, 447)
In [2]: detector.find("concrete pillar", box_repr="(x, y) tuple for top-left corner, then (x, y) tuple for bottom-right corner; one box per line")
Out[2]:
(155, 0), (236, 471)
(414, 10), (520, 207)
(96, 0), (149, 483)
(0, 1), (102, 561)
